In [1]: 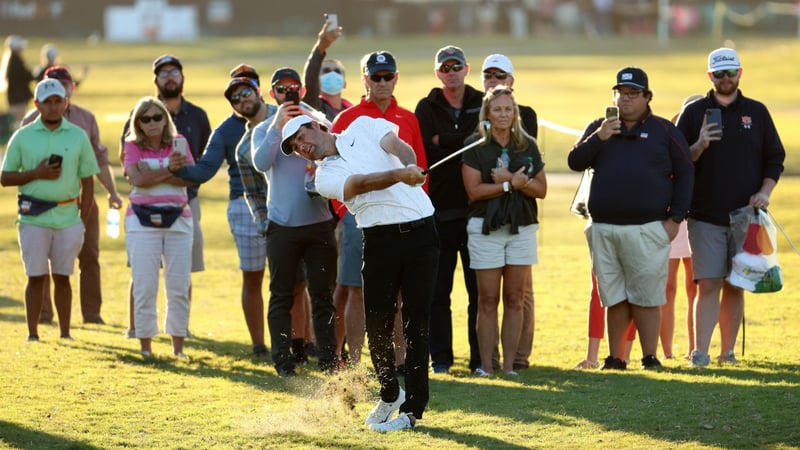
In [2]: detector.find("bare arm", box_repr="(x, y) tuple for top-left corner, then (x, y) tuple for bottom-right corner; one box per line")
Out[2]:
(96, 163), (122, 208)
(511, 169), (548, 199)
(127, 160), (193, 188)
(79, 176), (94, 222)
(1, 158), (61, 186)
(380, 132), (417, 166)
(462, 163), (506, 202)
(342, 166), (425, 201)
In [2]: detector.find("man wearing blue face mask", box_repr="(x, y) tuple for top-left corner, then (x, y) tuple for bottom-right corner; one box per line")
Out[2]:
(319, 59), (352, 122)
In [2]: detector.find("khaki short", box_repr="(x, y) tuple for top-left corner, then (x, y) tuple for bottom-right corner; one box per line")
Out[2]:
(588, 221), (670, 308)
(467, 217), (538, 270)
(18, 222), (84, 276)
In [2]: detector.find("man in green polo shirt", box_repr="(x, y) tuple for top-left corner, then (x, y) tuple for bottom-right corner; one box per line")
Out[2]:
(1, 78), (99, 341)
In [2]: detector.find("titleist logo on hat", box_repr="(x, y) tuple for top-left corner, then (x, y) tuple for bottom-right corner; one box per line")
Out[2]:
(708, 48), (741, 71)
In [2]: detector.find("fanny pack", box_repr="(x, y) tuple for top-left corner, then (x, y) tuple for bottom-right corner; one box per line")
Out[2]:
(131, 203), (186, 228)
(18, 194), (77, 216)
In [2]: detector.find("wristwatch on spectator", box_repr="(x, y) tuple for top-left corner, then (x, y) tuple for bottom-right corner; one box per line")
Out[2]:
(503, 181), (510, 193)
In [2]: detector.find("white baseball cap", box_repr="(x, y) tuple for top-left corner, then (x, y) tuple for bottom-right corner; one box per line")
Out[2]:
(482, 54), (514, 76)
(281, 115), (313, 155)
(34, 78), (66, 102)
(708, 48), (741, 72)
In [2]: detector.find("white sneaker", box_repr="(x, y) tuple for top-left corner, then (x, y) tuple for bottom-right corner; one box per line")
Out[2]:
(370, 413), (414, 433)
(364, 388), (406, 426)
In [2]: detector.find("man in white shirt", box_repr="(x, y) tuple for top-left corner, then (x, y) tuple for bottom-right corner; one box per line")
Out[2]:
(280, 114), (438, 433)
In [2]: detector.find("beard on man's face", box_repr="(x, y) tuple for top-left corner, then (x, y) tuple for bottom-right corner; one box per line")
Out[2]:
(714, 78), (739, 96)
(158, 80), (184, 99)
(237, 100), (262, 119)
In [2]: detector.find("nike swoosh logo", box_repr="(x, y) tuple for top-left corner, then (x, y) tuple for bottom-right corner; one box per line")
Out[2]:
(350, 138), (355, 147)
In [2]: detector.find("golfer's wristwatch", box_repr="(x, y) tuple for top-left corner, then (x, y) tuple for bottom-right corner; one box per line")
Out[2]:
(502, 181), (510, 193)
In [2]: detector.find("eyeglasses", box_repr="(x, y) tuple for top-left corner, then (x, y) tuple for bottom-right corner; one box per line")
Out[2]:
(483, 71), (508, 80)
(369, 73), (396, 83)
(614, 90), (643, 100)
(711, 69), (739, 79)
(229, 87), (253, 105)
(139, 113), (164, 124)
(322, 67), (343, 75)
(439, 63), (464, 73)
(273, 84), (301, 94)
(157, 69), (181, 78)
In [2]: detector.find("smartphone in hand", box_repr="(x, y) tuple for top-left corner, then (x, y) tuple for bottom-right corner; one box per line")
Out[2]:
(284, 90), (300, 106)
(706, 108), (722, 136)
(172, 136), (188, 155)
(325, 13), (338, 29)
(605, 106), (618, 120)
(48, 154), (63, 168)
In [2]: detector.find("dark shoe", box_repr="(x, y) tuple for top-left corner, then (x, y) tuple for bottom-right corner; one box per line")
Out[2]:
(304, 341), (319, 358)
(38, 317), (53, 325)
(512, 362), (529, 371)
(432, 364), (450, 374)
(27, 335), (40, 342)
(277, 366), (297, 377)
(601, 355), (627, 370)
(641, 354), (663, 370)
(291, 338), (308, 365)
(252, 344), (269, 357)
(84, 316), (105, 325)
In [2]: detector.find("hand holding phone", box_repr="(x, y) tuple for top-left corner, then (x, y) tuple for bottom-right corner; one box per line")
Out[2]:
(48, 154), (63, 168)
(705, 108), (722, 137)
(325, 13), (338, 29)
(284, 89), (300, 106)
(172, 136), (188, 156)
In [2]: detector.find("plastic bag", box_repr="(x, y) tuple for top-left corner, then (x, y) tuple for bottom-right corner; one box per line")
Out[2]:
(570, 169), (592, 218)
(727, 206), (782, 293)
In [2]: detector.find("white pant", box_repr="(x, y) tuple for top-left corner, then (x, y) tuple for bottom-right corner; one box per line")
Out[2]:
(126, 223), (193, 339)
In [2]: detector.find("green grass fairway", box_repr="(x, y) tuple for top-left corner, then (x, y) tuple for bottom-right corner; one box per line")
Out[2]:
(1, 34), (799, 449)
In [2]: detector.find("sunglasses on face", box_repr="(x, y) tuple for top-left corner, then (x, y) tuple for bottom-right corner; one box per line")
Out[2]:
(139, 113), (164, 124)
(490, 87), (513, 96)
(229, 87), (253, 105)
(157, 69), (181, 78)
(439, 63), (464, 73)
(273, 84), (301, 94)
(322, 67), (343, 74)
(483, 71), (508, 80)
(711, 69), (739, 79)
(369, 72), (396, 83)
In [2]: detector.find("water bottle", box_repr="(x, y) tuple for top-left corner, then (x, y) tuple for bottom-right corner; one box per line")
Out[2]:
(106, 208), (120, 239)
(497, 148), (510, 169)
(526, 156), (534, 176)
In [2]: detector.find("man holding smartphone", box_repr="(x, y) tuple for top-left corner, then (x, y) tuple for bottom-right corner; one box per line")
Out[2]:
(1, 79), (99, 341)
(676, 48), (786, 367)
(21, 65), (123, 325)
(569, 67), (694, 371)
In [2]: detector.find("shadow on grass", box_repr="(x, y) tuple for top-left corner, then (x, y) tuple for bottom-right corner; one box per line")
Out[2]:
(0, 295), (25, 324)
(426, 364), (800, 448)
(0, 420), (102, 449)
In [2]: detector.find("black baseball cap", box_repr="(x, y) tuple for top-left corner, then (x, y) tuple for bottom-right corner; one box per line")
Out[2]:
(613, 66), (648, 90)
(363, 51), (397, 76)
(153, 54), (182, 74)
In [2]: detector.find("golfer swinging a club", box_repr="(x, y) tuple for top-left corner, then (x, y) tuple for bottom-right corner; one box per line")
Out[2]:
(279, 114), (439, 433)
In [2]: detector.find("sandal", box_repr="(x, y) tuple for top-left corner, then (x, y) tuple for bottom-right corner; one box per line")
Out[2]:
(573, 359), (600, 370)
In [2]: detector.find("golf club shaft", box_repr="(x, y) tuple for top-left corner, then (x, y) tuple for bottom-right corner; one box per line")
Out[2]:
(422, 138), (485, 175)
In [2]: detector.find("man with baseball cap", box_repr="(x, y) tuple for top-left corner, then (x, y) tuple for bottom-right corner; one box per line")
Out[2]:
(281, 114), (437, 432)
(120, 54), (211, 338)
(479, 53), (539, 372)
(569, 66), (694, 371)
(676, 48), (785, 367)
(169, 67), (277, 357)
(415, 45), (484, 375)
(2, 78), (100, 341)
(246, 62), (337, 377)
(21, 66), (122, 325)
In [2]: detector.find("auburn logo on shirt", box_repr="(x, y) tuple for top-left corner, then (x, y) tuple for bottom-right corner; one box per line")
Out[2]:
(741, 116), (752, 129)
